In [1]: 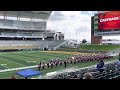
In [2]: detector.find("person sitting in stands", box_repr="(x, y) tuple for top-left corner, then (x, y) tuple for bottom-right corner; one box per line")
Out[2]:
(96, 59), (105, 72)
(116, 58), (120, 70)
(25, 77), (28, 79)
(83, 72), (94, 79)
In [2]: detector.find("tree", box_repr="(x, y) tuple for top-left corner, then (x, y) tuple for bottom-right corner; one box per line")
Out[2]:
(82, 39), (87, 44)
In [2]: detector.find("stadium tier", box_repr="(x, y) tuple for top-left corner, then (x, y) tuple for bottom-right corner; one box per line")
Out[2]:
(0, 11), (64, 50)
(0, 19), (46, 30)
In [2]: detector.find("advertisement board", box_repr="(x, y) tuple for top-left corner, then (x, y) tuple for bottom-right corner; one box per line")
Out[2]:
(98, 11), (120, 30)
(94, 11), (120, 36)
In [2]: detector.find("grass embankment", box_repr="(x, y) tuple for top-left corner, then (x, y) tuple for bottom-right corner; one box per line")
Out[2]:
(57, 45), (120, 52)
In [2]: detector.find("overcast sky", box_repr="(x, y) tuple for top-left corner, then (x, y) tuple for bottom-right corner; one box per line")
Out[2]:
(47, 11), (120, 42)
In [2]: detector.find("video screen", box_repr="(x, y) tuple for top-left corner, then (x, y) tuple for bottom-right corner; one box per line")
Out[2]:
(98, 11), (120, 30)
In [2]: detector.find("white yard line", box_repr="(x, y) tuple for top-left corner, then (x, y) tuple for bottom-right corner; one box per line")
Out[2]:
(0, 65), (9, 69)
(0, 57), (26, 67)
(0, 65), (38, 73)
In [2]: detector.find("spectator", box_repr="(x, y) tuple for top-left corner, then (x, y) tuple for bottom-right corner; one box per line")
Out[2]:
(83, 72), (94, 79)
(96, 60), (105, 72)
(25, 77), (28, 79)
(116, 58), (120, 70)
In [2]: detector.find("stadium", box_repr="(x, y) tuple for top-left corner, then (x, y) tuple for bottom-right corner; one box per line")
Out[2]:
(0, 11), (120, 79)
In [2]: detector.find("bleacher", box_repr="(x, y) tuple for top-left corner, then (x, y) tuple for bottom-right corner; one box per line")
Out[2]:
(0, 32), (2, 35)
(2, 32), (17, 37)
(0, 19), (14, 27)
(17, 32), (33, 37)
(33, 22), (45, 29)
(0, 40), (65, 50)
(22, 21), (33, 29)
(44, 61), (120, 79)
(0, 11), (64, 51)
(33, 33), (43, 36)
(13, 20), (24, 29)
(44, 33), (55, 37)
(0, 19), (46, 30)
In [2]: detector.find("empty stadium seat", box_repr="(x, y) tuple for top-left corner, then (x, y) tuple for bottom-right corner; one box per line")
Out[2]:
(33, 22), (46, 29)
(0, 19), (14, 27)
(22, 21), (34, 29)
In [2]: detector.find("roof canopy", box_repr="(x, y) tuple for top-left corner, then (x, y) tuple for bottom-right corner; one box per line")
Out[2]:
(0, 11), (52, 20)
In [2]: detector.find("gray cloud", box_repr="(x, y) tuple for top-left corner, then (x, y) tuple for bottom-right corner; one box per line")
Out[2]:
(48, 11), (66, 21)
(47, 11), (93, 41)
(80, 11), (92, 16)
(70, 15), (75, 18)
(76, 26), (90, 33)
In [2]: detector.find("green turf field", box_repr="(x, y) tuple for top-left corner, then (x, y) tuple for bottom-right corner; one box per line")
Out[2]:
(0, 50), (73, 70)
(0, 50), (118, 79)
(0, 50), (76, 79)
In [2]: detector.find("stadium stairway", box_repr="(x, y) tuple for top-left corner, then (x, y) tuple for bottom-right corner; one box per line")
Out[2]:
(37, 40), (66, 50)
(53, 40), (67, 50)
(48, 40), (66, 50)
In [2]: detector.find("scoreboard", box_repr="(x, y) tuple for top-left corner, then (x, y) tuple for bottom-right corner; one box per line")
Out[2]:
(94, 11), (120, 36)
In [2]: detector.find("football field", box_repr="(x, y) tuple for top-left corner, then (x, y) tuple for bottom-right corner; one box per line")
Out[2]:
(0, 50), (116, 79)
(0, 50), (80, 79)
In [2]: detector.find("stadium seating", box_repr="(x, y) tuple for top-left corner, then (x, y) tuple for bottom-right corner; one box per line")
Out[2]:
(22, 21), (33, 29)
(14, 21), (24, 29)
(0, 40), (65, 50)
(0, 19), (14, 27)
(2, 32), (17, 36)
(33, 33), (43, 38)
(0, 32), (2, 35)
(18, 32), (33, 36)
(0, 19), (47, 30)
(44, 33), (55, 37)
(41, 61), (119, 79)
(33, 22), (46, 29)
